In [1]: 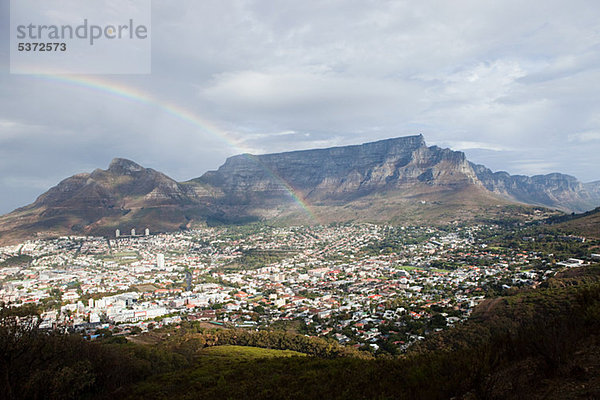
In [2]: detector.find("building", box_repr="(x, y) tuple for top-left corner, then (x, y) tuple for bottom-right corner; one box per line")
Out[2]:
(157, 253), (165, 269)
(145, 228), (150, 236)
(131, 228), (136, 236)
(115, 229), (120, 238)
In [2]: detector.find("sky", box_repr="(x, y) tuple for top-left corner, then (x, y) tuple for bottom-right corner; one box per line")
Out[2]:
(1, 0), (600, 214)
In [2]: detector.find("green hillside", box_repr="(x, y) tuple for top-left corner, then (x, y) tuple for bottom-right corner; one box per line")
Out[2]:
(553, 207), (600, 238)
(198, 345), (306, 359)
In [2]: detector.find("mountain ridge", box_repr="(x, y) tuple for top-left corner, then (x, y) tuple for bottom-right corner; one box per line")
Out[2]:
(470, 162), (597, 212)
(0, 135), (598, 243)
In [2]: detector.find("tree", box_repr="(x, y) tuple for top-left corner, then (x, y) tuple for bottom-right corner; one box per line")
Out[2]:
(0, 304), (42, 399)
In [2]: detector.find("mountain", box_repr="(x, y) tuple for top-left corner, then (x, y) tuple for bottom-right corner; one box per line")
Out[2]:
(196, 135), (479, 203)
(189, 135), (524, 225)
(471, 164), (599, 212)
(0, 158), (212, 243)
(0, 135), (598, 243)
(585, 180), (600, 200)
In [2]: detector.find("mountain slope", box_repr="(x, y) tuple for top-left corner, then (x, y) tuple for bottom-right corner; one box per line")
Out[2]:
(551, 207), (600, 239)
(0, 135), (598, 243)
(471, 163), (598, 212)
(196, 135), (479, 204)
(585, 181), (600, 200)
(0, 158), (210, 243)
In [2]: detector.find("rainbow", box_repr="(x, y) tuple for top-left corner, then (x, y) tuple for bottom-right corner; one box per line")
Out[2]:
(29, 73), (319, 223)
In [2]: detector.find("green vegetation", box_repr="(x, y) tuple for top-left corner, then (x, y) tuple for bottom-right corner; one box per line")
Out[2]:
(428, 260), (461, 271)
(152, 324), (368, 360)
(362, 227), (436, 255)
(394, 265), (420, 271)
(198, 345), (306, 359)
(551, 207), (600, 239)
(0, 304), (187, 400)
(479, 223), (599, 262)
(0, 254), (33, 267)
(223, 249), (295, 271)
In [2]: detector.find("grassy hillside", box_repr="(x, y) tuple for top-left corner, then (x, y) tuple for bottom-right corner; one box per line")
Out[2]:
(198, 345), (306, 359)
(552, 207), (600, 238)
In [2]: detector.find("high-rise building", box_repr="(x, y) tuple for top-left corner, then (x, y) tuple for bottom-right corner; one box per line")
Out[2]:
(145, 228), (150, 236)
(131, 228), (136, 236)
(115, 229), (120, 238)
(89, 312), (100, 324)
(156, 253), (165, 269)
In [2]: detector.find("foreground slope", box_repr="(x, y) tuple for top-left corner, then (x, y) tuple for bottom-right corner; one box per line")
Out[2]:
(3, 265), (599, 399)
(124, 265), (600, 400)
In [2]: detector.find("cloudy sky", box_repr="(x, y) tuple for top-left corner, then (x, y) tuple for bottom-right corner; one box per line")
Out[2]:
(1, 0), (600, 214)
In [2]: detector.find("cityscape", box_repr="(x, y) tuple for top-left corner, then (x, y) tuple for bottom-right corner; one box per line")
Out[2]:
(2, 222), (592, 354)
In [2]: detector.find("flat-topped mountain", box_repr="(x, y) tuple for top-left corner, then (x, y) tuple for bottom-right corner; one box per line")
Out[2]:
(195, 135), (479, 203)
(0, 135), (598, 243)
(194, 135), (598, 212)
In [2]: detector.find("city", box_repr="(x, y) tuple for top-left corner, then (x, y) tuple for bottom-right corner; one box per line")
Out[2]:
(1, 222), (589, 354)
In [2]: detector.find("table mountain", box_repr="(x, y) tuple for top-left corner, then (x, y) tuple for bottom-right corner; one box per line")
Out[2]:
(0, 135), (598, 243)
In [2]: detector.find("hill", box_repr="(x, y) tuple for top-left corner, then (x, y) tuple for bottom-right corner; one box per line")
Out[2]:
(550, 207), (600, 239)
(196, 345), (306, 359)
(0, 135), (598, 244)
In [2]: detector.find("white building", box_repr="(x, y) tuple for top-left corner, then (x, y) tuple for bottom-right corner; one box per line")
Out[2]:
(156, 253), (165, 269)
(90, 312), (100, 323)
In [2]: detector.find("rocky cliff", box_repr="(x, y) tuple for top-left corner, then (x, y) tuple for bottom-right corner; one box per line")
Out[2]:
(0, 135), (598, 243)
(196, 135), (479, 204)
(585, 181), (600, 200)
(471, 163), (598, 212)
